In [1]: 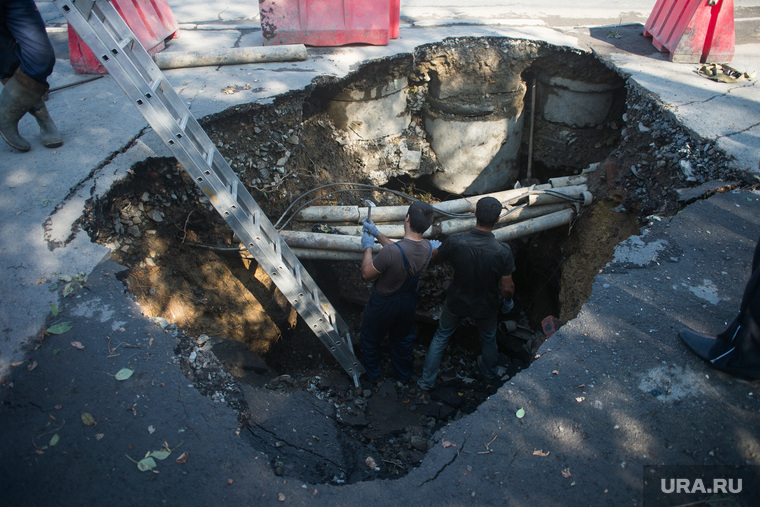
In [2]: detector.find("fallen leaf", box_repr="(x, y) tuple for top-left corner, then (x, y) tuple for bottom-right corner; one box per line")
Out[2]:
(227, 479), (234, 485)
(11, 361), (24, 367)
(175, 451), (188, 464)
(278, 493), (286, 502)
(441, 440), (456, 448)
(150, 449), (170, 460)
(94, 433), (104, 441)
(54, 404), (62, 410)
(148, 425), (155, 434)
(365, 456), (378, 470)
(49, 434), (60, 447)
(81, 412), (96, 426)
(62, 283), (75, 297)
(552, 370), (559, 375)
(27, 361), (38, 371)
(50, 304), (60, 316)
(34, 449), (45, 455)
(533, 449), (550, 457)
(575, 397), (585, 403)
(114, 368), (134, 381)
(70, 341), (85, 350)
(137, 457), (157, 472)
(561, 468), (572, 478)
(516, 408), (525, 419)
(47, 322), (72, 335)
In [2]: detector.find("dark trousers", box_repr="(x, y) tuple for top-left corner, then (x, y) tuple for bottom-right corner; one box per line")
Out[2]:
(360, 290), (417, 381)
(710, 236), (760, 378)
(0, 0), (56, 85)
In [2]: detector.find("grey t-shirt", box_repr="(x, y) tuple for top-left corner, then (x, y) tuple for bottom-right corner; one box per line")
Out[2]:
(371, 238), (433, 295)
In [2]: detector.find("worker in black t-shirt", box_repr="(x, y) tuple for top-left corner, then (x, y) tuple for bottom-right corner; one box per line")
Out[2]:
(418, 196), (515, 390)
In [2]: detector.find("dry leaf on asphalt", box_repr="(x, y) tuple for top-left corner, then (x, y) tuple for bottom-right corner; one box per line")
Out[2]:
(175, 451), (188, 464)
(533, 449), (550, 457)
(81, 412), (96, 426)
(27, 361), (37, 371)
(70, 341), (84, 350)
(561, 468), (572, 478)
(114, 368), (134, 381)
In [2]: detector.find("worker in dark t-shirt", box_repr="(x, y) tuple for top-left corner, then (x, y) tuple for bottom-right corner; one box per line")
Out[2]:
(359, 201), (439, 382)
(418, 196), (515, 390)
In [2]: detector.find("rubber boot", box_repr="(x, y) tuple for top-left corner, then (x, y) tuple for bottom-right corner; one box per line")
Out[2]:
(0, 70), (46, 152)
(28, 99), (63, 148)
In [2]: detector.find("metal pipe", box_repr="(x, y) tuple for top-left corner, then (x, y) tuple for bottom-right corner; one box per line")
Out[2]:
(296, 182), (587, 223)
(527, 77), (536, 180)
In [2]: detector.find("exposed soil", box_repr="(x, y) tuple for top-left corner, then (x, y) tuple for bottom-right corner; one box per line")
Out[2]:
(80, 37), (755, 483)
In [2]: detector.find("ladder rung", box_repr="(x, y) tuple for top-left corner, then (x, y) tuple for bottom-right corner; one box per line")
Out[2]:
(118, 36), (133, 49)
(205, 149), (214, 166)
(230, 180), (238, 201)
(149, 77), (162, 93)
(178, 112), (190, 131)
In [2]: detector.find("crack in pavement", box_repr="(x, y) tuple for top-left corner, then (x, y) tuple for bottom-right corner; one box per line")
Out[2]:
(245, 421), (345, 469)
(42, 130), (149, 250)
(725, 119), (760, 137)
(418, 434), (468, 486)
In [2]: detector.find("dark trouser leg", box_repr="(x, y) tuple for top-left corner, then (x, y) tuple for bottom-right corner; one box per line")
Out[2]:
(360, 294), (393, 380)
(387, 294), (416, 381)
(475, 314), (499, 380)
(1, 0), (56, 85)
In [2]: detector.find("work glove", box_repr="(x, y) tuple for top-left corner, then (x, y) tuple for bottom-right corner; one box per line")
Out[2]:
(501, 298), (514, 314)
(361, 231), (375, 250)
(362, 217), (380, 238)
(429, 239), (441, 250)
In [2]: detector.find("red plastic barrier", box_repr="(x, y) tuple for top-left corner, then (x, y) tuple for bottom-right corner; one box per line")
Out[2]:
(260, 0), (398, 47)
(69, 0), (180, 74)
(643, 0), (734, 63)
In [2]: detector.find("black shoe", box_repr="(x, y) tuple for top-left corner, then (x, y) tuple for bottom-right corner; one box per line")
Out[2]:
(679, 328), (716, 361)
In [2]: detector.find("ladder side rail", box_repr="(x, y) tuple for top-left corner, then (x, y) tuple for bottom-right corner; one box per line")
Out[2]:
(55, 0), (363, 382)
(231, 179), (356, 344)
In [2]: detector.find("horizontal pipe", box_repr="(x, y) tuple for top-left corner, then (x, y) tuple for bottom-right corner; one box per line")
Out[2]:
(279, 230), (381, 252)
(296, 182), (587, 223)
(323, 202), (578, 239)
(493, 208), (576, 242)
(154, 45), (308, 69)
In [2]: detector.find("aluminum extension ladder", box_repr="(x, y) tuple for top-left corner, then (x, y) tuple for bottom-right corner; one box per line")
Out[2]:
(54, 0), (365, 385)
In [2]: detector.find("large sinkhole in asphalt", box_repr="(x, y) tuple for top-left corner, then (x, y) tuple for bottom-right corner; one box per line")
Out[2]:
(84, 37), (737, 484)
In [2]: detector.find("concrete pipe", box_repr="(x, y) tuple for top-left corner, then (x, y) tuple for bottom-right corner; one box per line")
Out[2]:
(154, 45), (307, 69)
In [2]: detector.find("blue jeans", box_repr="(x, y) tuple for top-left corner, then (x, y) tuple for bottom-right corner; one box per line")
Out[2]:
(0, 0), (56, 85)
(418, 305), (499, 389)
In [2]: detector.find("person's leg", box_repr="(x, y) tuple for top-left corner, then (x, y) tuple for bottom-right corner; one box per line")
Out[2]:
(418, 306), (462, 390)
(360, 294), (392, 380)
(0, 24), (21, 80)
(387, 295), (416, 381)
(681, 236), (760, 379)
(1, 0), (62, 148)
(3, 0), (55, 85)
(475, 314), (499, 381)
